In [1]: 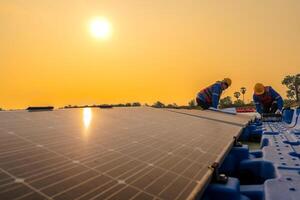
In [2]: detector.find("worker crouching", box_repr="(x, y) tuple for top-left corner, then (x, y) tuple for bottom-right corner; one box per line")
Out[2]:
(196, 78), (232, 110)
(253, 83), (283, 114)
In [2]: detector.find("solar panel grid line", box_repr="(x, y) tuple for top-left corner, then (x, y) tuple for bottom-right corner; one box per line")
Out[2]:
(100, 150), (199, 183)
(0, 144), (43, 157)
(10, 160), (72, 184)
(122, 138), (206, 166)
(0, 168), (53, 200)
(2, 137), (165, 185)
(139, 169), (172, 192)
(2, 131), (94, 165)
(0, 177), (13, 187)
(0, 145), (47, 160)
(88, 182), (129, 200)
(13, 192), (34, 200)
(0, 183), (33, 200)
(73, 179), (119, 200)
(27, 164), (89, 185)
(171, 179), (197, 200)
(11, 131), (202, 188)
(139, 142), (210, 167)
(40, 170), (99, 197)
(157, 175), (188, 200)
(0, 143), (34, 155)
(147, 171), (181, 196)
(13, 191), (44, 200)
(0, 180), (18, 191)
(50, 174), (105, 199)
(105, 147), (206, 186)
(55, 176), (116, 200)
(94, 185), (137, 200)
(128, 191), (147, 200)
(4, 154), (66, 173)
(1, 151), (57, 167)
(131, 152), (200, 183)
(3, 136), (173, 200)
(9, 157), (71, 178)
(0, 139), (29, 148)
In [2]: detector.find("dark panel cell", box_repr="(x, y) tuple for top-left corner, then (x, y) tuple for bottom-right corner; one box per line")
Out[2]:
(170, 159), (193, 174)
(29, 165), (87, 188)
(181, 162), (205, 180)
(83, 151), (123, 168)
(176, 181), (198, 200)
(94, 157), (131, 173)
(89, 183), (126, 200)
(155, 155), (183, 170)
(131, 192), (155, 200)
(41, 170), (98, 196)
(106, 160), (142, 178)
(117, 163), (149, 181)
(0, 171), (11, 181)
(9, 156), (68, 176)
(131, 167), (165, 189)
(0, 183), (34, 200)
(106, 186), (139, 200)
(17, 192), (48, 200)
(76, 180), (117, 200)
(145, 172), (178, 195)
(159, 176), (190, 199)
(53, 175), (112, 200)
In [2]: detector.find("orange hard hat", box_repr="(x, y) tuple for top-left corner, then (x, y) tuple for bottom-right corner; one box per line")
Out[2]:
(254, 83), (265, 95)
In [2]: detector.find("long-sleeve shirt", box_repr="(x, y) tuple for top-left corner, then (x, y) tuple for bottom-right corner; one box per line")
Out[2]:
(253, 86), (283, 114)
(197, 82), (223, 108)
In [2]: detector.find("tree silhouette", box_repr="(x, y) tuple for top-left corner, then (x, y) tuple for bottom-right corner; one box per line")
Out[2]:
(234, 92), (241, 100)
(282, 74), (300, 104)
(240, 87), (247, 103)
(188, 99), (196, 108)
(219, 96), (233, 108)
(132, 102), (141, 107)
(152, 101), (165, 108)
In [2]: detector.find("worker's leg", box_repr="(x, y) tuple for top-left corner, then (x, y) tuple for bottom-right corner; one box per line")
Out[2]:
(196, 98), (210, 110)
(270, 103), (278, 113)
(263, 105), (271, 113)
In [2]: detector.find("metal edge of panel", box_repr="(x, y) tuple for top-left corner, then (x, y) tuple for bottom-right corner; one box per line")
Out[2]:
(187, 123), (249, 200)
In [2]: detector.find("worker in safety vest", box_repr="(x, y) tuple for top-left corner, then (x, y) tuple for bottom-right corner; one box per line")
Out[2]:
(253, 83), (283, 114)
(196, 78), (232, 109)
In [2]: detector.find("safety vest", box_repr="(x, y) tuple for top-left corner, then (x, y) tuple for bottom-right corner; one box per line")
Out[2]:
(257, 86), (274, 107)
(199, 84), (214, 104)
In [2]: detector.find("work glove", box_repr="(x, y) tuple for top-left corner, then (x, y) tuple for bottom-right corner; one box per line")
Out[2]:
(255, 113), (262, 119)
(208, 107), (218, 111)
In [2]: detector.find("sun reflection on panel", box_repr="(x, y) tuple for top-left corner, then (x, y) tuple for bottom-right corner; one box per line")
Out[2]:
(83, 107), (92, 129)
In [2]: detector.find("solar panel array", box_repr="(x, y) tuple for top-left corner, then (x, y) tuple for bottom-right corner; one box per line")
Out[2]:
(0, 108), (252, 200)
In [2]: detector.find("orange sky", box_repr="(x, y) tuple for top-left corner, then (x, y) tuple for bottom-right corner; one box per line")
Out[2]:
(1, 0), (299, 109)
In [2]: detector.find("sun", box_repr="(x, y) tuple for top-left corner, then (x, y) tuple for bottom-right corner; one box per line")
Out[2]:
(89, 17), (111, 39)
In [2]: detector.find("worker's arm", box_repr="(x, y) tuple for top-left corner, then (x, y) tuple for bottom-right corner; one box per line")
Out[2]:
(253, 95), (262, 114)
(269, 87), (283, 110)
(211, 84), (222, 109)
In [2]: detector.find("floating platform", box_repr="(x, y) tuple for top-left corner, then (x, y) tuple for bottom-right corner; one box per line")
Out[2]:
(202, 107), (300, 200)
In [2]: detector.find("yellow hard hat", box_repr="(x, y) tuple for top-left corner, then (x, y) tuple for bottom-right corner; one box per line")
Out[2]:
(254, 83), (265, 95)
(223, 78), (232, 87)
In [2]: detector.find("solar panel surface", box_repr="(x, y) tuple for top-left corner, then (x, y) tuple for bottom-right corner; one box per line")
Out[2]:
(0, 108), (252, 200)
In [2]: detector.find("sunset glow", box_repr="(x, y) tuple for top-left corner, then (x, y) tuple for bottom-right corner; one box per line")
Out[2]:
(1, 1), (300, 109)
(89, 17), (111, 39)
